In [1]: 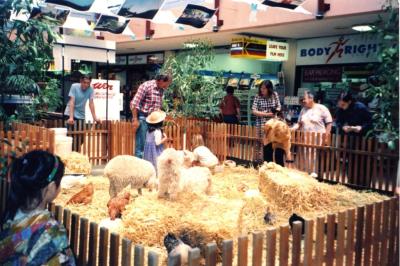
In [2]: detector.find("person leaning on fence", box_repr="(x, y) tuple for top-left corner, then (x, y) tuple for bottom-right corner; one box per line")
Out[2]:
(335, 92), (372, 136)
(251, 80), (281, 164)
(219, 86), (241, 124)
(64, 75), (100, 150)
(0, 150), (76, 266)
(130, 74), (172, 158)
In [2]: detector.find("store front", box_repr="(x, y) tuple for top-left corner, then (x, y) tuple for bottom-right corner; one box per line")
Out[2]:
(294, 34), (379, 111)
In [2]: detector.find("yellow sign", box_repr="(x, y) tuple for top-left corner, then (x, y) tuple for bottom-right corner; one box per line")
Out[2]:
(230, 37), (267, 59)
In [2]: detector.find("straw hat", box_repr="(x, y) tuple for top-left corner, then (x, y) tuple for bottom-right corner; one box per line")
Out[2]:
(146, 110), (166, 124)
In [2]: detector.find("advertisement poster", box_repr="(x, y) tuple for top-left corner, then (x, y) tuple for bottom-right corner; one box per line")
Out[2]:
(266, 40), (289, 61)
(85, 79), (122, 122)
(175, 4), (216, 28)
(94, 15), (129, 34)
(30, 6), (70, 25)
(261, 0), (306, 10)
(45, 0), (95, 11)
(117, 0), (164, 19)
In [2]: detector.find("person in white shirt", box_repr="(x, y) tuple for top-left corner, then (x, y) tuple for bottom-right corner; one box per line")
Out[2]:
(191, 134), (218, 171)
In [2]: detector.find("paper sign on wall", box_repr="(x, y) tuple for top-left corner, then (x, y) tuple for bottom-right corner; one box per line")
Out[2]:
(85, 79), (121, 121)
(266, 40), (289, 61)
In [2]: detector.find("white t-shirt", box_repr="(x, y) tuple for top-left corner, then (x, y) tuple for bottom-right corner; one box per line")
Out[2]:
(154, 129), (167, 146)
(298, 103), (333, 133)
(193, 146), (218, 168)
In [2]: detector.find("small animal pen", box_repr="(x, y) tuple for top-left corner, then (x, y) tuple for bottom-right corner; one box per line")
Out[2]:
(0, 119), (399, 266)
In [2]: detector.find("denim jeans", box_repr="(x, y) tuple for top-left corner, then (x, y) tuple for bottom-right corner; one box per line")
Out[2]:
(135, 116), (148, 158)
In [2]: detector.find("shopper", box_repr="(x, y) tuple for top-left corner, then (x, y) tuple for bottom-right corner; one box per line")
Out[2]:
(131, 74), (172, 158)
(219, 86), (241, 124)
(64, 75), (99, 150)
(0, 150), (75, 265)
(292, 91), (333, 143)
(335, 92), (372, 136)
(252, 80), (281, 164)
(144, 110), (170, 172)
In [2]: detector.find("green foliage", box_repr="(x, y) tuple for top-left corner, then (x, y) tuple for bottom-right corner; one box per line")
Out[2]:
(161, 39), (224, 119)
(0, 0), (60, 120)
(366, 1), (399, 149)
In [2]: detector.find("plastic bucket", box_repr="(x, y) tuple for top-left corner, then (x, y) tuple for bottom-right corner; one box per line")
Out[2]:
(55, 136), (72, 157)
(50, 128), (68, 138)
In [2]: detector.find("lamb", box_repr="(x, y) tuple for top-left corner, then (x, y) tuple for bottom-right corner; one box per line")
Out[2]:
(104, 155), (157, 198)
(263, 118), (292, 161)
(157, 148), (212, 200)
(107, 192), (131, 220)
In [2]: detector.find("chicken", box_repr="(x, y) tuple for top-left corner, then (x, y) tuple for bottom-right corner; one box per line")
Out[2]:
(289, 213), (305, 235)
(107, 192), (131, 220)
(164, 233), (191, 265)
(264, 211), (276, 225)
(66, 183), (94, 205)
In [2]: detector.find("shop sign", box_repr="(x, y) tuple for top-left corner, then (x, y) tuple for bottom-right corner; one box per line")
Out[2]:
(147, 53), (164, 64)
(85, 79), (122, 121)
(296, 35), (379, 66)
(266, 41), (289, 61)
(230, 37), (267, 59)
(116, 55), (127, 65)
(128, 54), (147, 65)
(302, 66), (342, 82)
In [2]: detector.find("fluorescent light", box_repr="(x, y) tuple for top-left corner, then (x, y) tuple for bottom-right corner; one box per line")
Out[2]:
(352, 25), (374, 32)
(184, 43), (198, 48)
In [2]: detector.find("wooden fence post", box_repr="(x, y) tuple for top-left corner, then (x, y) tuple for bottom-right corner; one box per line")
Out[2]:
(99, 227), (109, 266)
(122, 238), (133, 266)
(88, 222), (99, 266)
(188, 248), (201, 266)
(252, 232), (263, 266)
(110, 233), (120, 266)
(205, 243), (217, 266)
(70, 213), (80, 257)
(303, 220), (314, 266)
(291, 222), (302, 266)
(279, 226), (289, 266)
(238, 235), (248, 266)
(148, 251), (160, 266)
(78, 218), (89, 266)
(222, 240), (233, 266)
(134, 245), (145, 266)
(266, 229), (276, 266)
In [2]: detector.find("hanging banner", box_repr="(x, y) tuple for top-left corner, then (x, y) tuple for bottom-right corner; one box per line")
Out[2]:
(30, 6), (70, 25)
(94, 14), (129, 34)
(261, 0), (311, 14)
(230, 37), (267, 59)
(266, 40), (289, 61)
(45, 0), (96, 11)
(117, 0), (164, 19)
(85, 79), (122, 122)
(175, 4), (216, 28)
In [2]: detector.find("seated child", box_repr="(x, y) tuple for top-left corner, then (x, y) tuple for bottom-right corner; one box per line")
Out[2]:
(144, 110), (170, 171)
(191, 134), (218, 171)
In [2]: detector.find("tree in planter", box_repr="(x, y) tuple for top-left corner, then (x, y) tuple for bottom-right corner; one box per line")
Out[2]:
(0, 0), (61, 123)
(366, 1), (399, 150)
(161, 40), (225, 148)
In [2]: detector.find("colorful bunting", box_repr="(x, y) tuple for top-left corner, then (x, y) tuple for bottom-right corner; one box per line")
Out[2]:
(45, 0), (96, 11)
(175, 4), (216, 28)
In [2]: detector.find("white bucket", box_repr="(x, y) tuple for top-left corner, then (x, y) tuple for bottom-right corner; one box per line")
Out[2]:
(55, 136), (72, 157)
(50, 128), (68, 138)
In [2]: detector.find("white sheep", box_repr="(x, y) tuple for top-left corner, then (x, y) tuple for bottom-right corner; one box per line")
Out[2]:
(157, 148), (212, 200)
(104, 155), (157, 198)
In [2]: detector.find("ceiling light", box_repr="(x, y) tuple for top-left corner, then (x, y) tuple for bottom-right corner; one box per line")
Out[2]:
(352, 25), (374, 32)
(184, 43), (198, 48)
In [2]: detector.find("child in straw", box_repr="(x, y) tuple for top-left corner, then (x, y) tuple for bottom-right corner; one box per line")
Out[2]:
(144, 110), (170, 171)
(191, 134), (219, 173)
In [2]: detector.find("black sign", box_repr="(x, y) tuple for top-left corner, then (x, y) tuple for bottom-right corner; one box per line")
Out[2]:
(262, 0), (305, 10)
(175, 4), (216, 28)
(302, 66), (342, 83)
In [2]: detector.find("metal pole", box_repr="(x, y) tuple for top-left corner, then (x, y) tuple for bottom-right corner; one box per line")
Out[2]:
(62, 43), (65, 125)
(106, 49), (109, 159)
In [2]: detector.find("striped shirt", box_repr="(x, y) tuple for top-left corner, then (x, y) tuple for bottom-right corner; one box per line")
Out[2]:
(252, 92), (281, 127)
(130, 80), (164, 115)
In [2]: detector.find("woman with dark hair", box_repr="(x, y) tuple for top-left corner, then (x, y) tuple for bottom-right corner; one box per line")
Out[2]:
(336, 92), (372, 136)
(0, 150), (75, 265)
(251, 80), (282, 164)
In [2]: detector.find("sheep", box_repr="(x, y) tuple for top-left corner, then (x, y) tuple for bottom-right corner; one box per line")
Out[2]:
(263, 118), (292, 161)
(157, 148), (212, 200)
(104, 155), (157, 198)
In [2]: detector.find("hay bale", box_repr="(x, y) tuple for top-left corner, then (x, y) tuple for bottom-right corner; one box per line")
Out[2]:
(61, 152), (92, 175)
(258, 162), (334, 214)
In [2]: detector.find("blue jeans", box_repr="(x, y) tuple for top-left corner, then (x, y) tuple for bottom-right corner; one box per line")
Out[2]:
(135, 116), (148, 158)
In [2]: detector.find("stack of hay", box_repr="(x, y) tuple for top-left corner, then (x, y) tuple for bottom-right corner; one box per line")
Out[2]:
(259, 162), (334, 214)
(61, 152), (92, 175)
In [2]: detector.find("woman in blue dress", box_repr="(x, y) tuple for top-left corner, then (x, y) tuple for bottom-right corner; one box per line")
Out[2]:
(143, 110), (170, 172)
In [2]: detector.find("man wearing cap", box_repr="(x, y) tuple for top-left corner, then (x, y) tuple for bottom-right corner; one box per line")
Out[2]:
(130, 74), (172, 158)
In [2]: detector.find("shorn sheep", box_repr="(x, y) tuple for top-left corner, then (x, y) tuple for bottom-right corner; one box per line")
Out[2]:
(104, 155), (158, 198)
(263, 118), (292, 161)
(157, 148), (212, 200)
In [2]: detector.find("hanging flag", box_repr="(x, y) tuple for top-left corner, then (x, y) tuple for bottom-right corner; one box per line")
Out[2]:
(30, 6), (70, 25)
(117, 0), (164, 19)
(175, 4), (216, 28)
(45, 0), (96, 11)
(160, 0), (206, 10)
(94, 14), (129, 34)
(261, 0), (311, 14)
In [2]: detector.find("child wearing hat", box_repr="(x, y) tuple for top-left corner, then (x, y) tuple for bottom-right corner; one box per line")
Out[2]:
(144, 110), (170, 171)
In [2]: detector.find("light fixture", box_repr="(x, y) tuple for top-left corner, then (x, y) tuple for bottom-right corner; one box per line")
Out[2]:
(183, 43), (198, 48)
(351, 25), (374, 32)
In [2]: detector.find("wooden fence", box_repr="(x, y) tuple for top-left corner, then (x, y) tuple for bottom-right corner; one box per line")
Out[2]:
(0, 178), (398, 266)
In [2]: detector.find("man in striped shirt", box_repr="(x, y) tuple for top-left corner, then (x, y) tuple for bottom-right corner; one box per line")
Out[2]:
(130, 74), (172, 158)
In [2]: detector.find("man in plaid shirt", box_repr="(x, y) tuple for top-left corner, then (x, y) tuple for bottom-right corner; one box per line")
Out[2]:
(130, 74), (172, 158)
